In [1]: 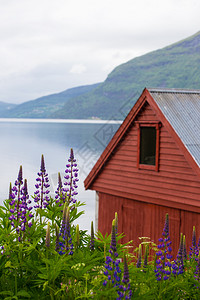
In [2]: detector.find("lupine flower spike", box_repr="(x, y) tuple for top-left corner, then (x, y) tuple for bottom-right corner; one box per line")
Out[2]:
(198, 236), (200, 248)
(194, 253), (200, 283)
(103, 219), (121, 291)
(155, 213), (173, 280)
(174, 233), (184, 274)
(34, 154), (50, 210)
(190, 226), (198, 260)
(90, 221), (95, 251)
(63, 148), (79, 205)
(59, 204), (73, 255)
(9, 167), (33, 241)
(55, 172), (65, 207)
(143, 245), (148, 270)
(9, 182), (14, 203)
(14, 165), (23, 221)
(136, 244), (142, 268)
(119, 254), (132, 299)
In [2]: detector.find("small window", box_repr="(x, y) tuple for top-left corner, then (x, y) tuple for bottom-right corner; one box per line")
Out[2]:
(140, 127), (156, 165)
(136, 122), (160, 171)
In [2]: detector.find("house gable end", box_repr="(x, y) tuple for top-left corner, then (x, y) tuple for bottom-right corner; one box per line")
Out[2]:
(85, 89), (200, 200)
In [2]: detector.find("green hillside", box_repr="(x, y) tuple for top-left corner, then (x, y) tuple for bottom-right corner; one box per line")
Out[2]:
(1, 84), (100, 118)
(52, 31), (200, 119)
(2, 31), (200, 119)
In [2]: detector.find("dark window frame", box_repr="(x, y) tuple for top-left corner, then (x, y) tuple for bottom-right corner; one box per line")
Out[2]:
(136, 121), (161, 171)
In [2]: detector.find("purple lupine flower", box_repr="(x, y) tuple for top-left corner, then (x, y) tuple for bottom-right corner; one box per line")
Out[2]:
(118, 254), (132, 299)
(173, 233), (184, 275)
(9, 171), (33, 239)
(12, 165), (23, 221)
(110, 220), (117, 256)
(198, 236), (200, 248)
(163, 213), (169, 237)
(90, 221), (95, 251)
(190, 226), (199, 260)
(136, 244), (142, 268)
(194, 254), (200, 282)
(103, 219), (122, 290)
(63, 149), (79, 205)
(122, 255), (129, 284)
(59, 204), (73, 255)
(9, 182), (15, 203)
(154, 213), (172, 281)
(55, 172), (66, 207)
(33, 155), (50, 209)
(18, 165), (23, 183)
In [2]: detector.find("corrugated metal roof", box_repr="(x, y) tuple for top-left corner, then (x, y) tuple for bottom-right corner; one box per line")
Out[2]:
(149, 88), (200, 167)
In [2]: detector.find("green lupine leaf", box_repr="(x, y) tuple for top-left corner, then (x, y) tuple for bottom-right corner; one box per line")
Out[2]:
(16, 290), (31, 298)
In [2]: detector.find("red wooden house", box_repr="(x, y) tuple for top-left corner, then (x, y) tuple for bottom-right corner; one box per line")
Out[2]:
(84, 88), (200, 253)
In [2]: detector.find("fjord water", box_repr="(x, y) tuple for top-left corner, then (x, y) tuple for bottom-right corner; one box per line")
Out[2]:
(0, 119), (121, 231)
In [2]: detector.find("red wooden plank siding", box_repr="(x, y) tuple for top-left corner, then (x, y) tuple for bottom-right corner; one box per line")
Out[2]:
(98, 192), (200, 255)
(91, 102), (200, 211)
(98, 192), (123, 235)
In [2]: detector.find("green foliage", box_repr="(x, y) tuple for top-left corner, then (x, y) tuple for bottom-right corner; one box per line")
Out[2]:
(1, 150), (200, 299)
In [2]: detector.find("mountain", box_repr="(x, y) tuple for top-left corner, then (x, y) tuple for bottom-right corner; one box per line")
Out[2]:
(0, 101), (17, 115)
(1, 31), (200, 119)
(0, 84), (100, 118)
(52, 31), (200, 120)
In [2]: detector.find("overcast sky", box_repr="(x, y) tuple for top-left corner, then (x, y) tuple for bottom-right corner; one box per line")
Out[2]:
(0, 0), (199, 104)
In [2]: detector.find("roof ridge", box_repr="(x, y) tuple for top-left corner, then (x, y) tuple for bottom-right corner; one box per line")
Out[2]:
(148, 88), (200, 94)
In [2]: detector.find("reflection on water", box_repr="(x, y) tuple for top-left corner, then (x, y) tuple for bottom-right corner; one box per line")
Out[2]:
(0, 120), (121, 231)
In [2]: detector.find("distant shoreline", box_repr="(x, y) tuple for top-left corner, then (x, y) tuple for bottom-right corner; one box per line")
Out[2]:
(0, 118), (123, 124)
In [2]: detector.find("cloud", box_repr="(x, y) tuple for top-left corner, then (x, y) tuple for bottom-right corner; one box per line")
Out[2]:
(70, 64), (87, 75)
(0, 0), (199, 103)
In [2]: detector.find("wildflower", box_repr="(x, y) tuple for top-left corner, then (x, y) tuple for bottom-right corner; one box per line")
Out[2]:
(103, 219), (122, 289)
(194, 254), (200, 282)
(117, 254), (132, 299)
(90, 221), (95, 251)
(9, 171), (33, 241)
(63, 148), (79, 205)
(136, 244), (142, 268)
(190, 226), (199, 260)
(9, 182), (15, 202)
(154, 213), (172, 281)
(110, 219), (117, 256)
(59, 204), (73, 255)
(33, 154), (50, 209)
(11, 165), (23, 219)
(9, 167), (33, 239)
(173, 233), (184, 275)
(55, 172), (66, 207)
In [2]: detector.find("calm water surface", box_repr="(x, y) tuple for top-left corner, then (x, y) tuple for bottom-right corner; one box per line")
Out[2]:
(0, 119), (121, 231)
